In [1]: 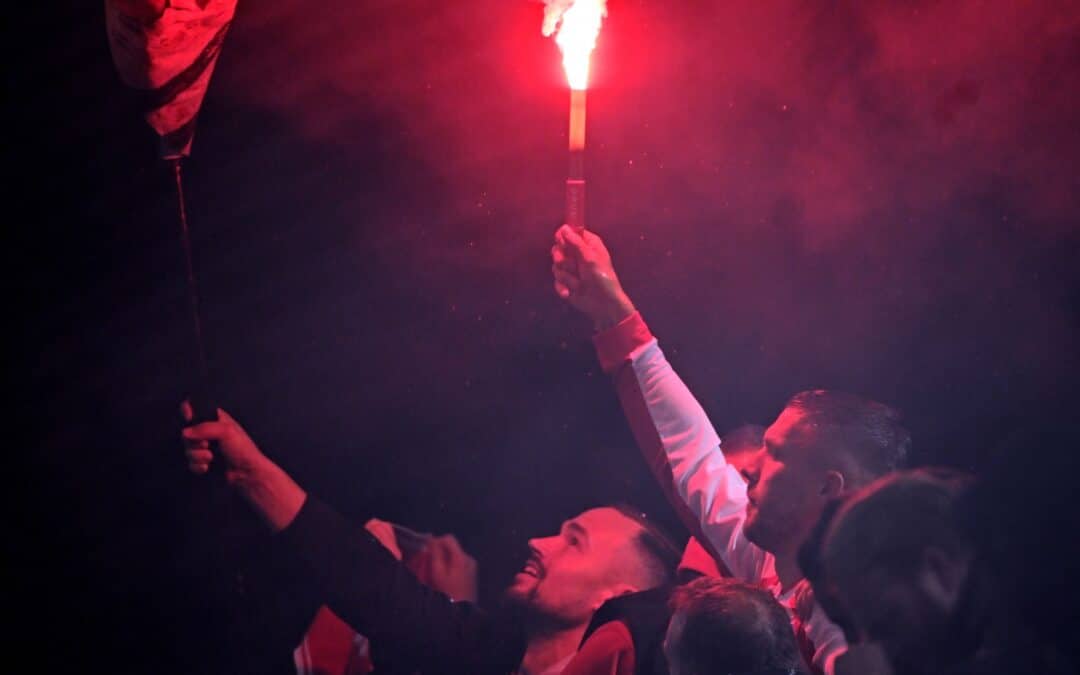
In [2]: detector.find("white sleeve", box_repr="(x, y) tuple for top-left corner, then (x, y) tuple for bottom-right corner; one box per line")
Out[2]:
(625, 339), (768, 582)
(806, 600), (848, 675)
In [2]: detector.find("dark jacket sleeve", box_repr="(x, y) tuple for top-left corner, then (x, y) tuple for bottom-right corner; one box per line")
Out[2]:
(277, 496), (527, 674)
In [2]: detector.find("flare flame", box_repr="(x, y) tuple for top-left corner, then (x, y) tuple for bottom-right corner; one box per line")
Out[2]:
(542, 0), (607, 90)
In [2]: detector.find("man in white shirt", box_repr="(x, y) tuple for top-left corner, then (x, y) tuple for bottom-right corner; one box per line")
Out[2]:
(550, 224), (910, 675)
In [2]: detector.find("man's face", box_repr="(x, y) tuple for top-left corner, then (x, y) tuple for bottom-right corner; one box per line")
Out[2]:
(741, 407), (830, 556)
(505, 507), (645, 626)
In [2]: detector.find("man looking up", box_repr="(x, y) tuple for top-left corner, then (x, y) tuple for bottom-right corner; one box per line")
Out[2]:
(507, 502), (680, 675)
(181, 403), (677, 675)
(550, 225), (910, 674)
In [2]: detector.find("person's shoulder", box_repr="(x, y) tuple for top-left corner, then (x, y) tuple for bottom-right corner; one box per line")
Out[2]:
(564, 620), (636, 675)
(580, 586), (674, 665)
(590, 586), (672, 632)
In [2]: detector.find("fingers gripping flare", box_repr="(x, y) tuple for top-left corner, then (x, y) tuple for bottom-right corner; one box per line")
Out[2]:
(550, 224), (636, 329)
(551, 226), (585, 299)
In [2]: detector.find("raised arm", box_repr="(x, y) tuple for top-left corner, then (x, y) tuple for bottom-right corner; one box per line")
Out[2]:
(181, 406), (525, 674)
(551, 226), (767, 581)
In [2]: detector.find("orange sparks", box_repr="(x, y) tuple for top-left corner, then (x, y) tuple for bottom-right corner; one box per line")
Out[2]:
(542, 0), (607, 91)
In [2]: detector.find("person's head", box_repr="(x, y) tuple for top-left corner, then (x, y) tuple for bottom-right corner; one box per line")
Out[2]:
(505, 504), (680, 630)
(814, 468), (975, 674)
(721, 423), (766, 476)
(741, 390), (911, 557)
(795, 495), (859, 641)
(663, 577), (804, 675)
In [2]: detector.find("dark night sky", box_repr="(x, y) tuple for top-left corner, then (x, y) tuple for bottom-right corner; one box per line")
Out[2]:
(16, 1), (1080, 671)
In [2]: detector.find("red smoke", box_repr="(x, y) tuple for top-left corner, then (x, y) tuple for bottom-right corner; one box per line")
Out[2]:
(200, 0), (1079, 429)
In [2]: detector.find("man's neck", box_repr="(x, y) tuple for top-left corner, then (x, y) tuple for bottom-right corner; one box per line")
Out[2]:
(775, 552), (803, 593)
(518, 624), (587, 675)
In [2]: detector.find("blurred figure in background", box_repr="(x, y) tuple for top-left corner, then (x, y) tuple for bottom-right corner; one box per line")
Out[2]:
(803, 468), (972, 675)
(803, 459), (1079, 675)
(799, 455), (1080, 673)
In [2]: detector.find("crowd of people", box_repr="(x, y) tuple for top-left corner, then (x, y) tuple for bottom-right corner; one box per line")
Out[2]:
(180, 225), (1078, 675)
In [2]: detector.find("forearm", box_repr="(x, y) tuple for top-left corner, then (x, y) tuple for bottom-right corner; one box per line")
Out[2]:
(233, 458), (308, 532)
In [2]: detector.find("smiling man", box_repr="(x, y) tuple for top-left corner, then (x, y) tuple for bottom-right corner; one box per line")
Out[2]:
(506, 505), (679, 675)
(181, 404), (677, 675)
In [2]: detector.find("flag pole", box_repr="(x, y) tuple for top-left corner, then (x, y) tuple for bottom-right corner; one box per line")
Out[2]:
(170, 157), (216, 422)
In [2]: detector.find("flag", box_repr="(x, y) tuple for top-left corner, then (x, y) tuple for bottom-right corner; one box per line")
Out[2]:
(106, 0), (238, 158)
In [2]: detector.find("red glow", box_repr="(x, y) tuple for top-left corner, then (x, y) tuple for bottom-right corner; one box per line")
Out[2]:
(543, 0), (607, 90)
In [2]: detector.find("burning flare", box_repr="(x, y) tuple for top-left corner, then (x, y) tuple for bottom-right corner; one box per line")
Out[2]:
(542, 1), (605, 232)
(542, 0), (607, 90)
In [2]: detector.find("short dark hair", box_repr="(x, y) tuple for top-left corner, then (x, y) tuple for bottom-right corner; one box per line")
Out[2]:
(611, 503), (681, 588)
(821, 467), (975, 583)
(721, 424), (766, 457)
(785, 390), (911, 483)
(668, 577), (804, 675)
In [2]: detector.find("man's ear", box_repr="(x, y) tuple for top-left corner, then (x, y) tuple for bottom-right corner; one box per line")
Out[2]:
(919, 546), (970, 610)
(821, 470), (846, 498)
(591, 583), (639, 611)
